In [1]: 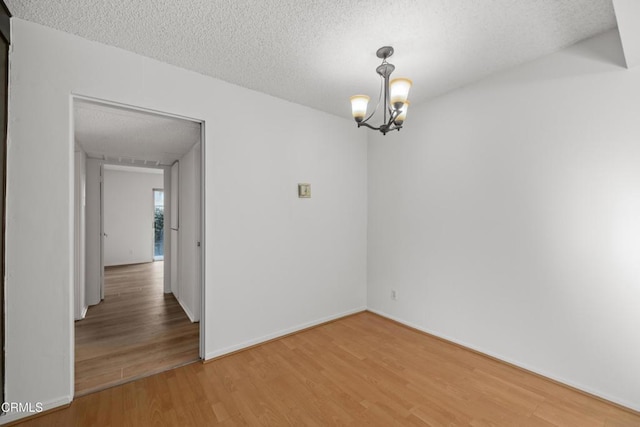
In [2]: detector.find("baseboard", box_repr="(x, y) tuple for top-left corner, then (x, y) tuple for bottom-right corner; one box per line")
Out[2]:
(73, 304), (88, 321)
(104, 260), (154, 268)
(366, 308), (640, 414)
(0, 395), (71, 425)
(205, 306), (367, 360)
(176, 295), (197, 323)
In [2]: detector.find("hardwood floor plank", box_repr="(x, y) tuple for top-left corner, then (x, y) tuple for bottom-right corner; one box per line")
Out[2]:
(74, 261), (199, 396)
(12, 311), (639, 426)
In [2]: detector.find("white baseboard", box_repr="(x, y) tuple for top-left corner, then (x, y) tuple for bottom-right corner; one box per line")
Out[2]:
(73, 305), (88, 321)
(367, 308), (640, 413)
(0, 395), (72, 425)
(176, 295), (197, 323)
(205, 306), (366, 360)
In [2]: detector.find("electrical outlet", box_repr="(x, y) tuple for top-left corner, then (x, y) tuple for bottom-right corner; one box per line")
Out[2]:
(391, 290), (397, 300)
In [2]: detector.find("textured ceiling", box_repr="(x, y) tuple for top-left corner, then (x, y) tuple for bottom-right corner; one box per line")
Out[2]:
(74, 99), (201, 166)
(9, 1), (617, 118)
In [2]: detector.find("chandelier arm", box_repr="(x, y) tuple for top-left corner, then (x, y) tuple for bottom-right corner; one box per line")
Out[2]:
(383, 74), (389, 124)
(362, 75), (384, 124)
(357, 122), (381, 131)
(387, 108), (400, 127)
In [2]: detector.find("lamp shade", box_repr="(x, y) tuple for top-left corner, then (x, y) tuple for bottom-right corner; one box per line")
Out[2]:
(350, 95), (370, 122)
(390, 78), (412, 109)
(394, 101), (409, 125)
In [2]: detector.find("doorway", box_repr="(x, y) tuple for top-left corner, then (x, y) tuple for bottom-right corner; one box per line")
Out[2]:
(72, 96), (204, 396)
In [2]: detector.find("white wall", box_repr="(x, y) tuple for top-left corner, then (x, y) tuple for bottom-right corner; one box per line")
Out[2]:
(368, 29), (640, 411)
(103, 166), (163, 266)
(177, 142), (201, 321)
(4, 18), (367, 422)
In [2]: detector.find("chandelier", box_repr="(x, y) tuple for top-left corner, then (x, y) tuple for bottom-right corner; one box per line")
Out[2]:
(350, 46), (412, 135)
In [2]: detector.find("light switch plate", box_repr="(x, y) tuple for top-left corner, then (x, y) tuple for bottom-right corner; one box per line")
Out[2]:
(298, 183), (311, 198)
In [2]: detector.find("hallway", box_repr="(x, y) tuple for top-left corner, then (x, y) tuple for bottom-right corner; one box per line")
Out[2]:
(75, 262), (199, 396)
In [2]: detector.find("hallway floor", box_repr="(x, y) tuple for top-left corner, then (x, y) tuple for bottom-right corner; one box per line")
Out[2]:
(75, 261), (199, 396)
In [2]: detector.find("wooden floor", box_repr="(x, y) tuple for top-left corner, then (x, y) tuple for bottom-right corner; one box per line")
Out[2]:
(74, 262), (200, 396)
(17, 311), (639, 426)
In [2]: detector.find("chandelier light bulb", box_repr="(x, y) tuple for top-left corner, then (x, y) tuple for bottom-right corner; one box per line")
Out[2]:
(350, 95), (370, 122)
(394, 101), (409, 125)
(390, 78), (413, 110)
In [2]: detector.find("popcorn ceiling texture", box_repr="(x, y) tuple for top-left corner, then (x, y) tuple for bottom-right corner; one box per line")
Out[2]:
(74, 100), (202, 165)
(7, 0), (617, 117)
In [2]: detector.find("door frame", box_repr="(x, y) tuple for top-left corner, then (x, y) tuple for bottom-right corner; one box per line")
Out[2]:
(99, 163), (105, 300)
(70, 94), (207, 397)
(0, 0), (10, 408)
